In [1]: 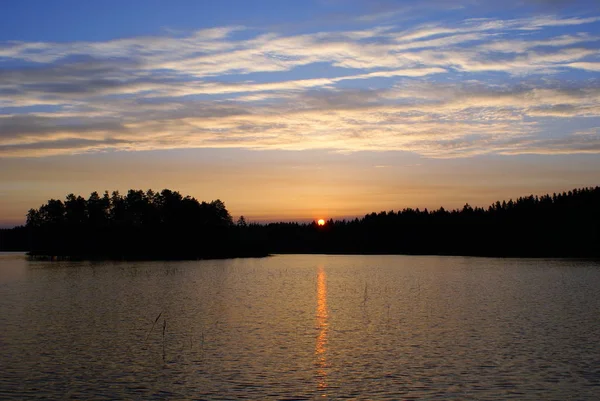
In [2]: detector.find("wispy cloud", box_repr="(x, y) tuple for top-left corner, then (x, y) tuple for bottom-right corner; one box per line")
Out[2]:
(1, 13), (599, 157)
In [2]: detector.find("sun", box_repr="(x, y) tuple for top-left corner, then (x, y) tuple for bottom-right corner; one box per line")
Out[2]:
(317, 219), (326, 226)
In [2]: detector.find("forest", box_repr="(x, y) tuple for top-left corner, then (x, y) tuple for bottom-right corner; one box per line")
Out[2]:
(6, 189), (266, 259)
(0, 186), (599, 259)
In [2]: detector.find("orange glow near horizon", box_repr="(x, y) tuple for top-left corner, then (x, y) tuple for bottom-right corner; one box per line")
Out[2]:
(316, 264), (328, 393)
(3, 149), (600, 228)
(317, 219), (325, 226)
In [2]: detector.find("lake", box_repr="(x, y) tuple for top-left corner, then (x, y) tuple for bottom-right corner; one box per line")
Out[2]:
(1, 253), (599, 400)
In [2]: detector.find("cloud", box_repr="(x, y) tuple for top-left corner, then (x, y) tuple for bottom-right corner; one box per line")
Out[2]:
(567, 61), (600, 71)
(0, 137), (130, 157)
(497, 131), (600, 155)
(1, 13), (600, 158)
(0, 115), (125, 142)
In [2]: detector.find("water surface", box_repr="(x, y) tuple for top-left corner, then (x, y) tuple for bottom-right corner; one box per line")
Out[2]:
(1, 253), (599, 399)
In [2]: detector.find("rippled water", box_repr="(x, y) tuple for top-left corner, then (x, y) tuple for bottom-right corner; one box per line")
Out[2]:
(1, 253), (599, 399)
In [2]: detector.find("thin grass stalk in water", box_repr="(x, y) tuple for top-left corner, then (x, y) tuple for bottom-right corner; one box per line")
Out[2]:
(162, 319), (167, 363)
(145, 312), (162, 342)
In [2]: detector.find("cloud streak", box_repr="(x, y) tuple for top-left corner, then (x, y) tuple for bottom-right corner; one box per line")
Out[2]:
(1, 12), (599, 157)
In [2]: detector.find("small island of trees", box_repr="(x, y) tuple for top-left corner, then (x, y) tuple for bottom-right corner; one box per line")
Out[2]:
(0, 186), (598, 259)
(21, 189), (267, 260)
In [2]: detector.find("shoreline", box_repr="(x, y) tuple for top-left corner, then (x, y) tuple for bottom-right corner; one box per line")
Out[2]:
(23, 251), (598, 261)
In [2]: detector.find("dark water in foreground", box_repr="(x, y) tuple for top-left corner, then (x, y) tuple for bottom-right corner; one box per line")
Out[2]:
(1, 253), (599, 400)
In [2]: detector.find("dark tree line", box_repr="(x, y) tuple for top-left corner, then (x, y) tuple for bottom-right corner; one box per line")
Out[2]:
(0, 226), (28, 251)
(1, 186), (599, 258)
(21, 189), (266, 259)
(254, 186), (600, 257)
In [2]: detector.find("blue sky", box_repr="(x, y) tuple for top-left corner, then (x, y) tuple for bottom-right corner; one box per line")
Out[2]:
(1, 0), (600, 225)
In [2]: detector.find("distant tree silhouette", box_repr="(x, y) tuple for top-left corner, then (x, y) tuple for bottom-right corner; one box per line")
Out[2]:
(260, 186), (600, 258)
(0, 226), (28, 251)
(24, 189), (255, 260)
(4, 186), (599, 259)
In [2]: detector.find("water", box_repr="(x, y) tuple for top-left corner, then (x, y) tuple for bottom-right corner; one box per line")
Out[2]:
(1, 253), (599, 400)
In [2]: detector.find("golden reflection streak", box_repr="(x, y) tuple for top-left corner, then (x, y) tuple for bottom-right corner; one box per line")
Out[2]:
(315, 264), (328, 393)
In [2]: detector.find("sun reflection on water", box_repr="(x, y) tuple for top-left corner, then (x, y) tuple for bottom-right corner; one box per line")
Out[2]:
(316, 264), (328, 394)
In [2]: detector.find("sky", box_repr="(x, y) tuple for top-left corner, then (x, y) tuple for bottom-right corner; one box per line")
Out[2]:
(1, 0), (600, 226)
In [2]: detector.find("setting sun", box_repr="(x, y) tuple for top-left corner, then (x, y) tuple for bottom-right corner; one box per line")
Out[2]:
(317, 219), (325, 226)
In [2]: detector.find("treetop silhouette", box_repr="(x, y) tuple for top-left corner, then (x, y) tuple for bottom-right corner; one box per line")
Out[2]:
(3, 186), (598, 259)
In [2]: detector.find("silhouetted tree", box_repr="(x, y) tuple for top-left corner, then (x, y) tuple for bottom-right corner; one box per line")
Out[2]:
(16, 186), (600, 259)
(24, 189), (253, 259)
(237, 216), (248, 227)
